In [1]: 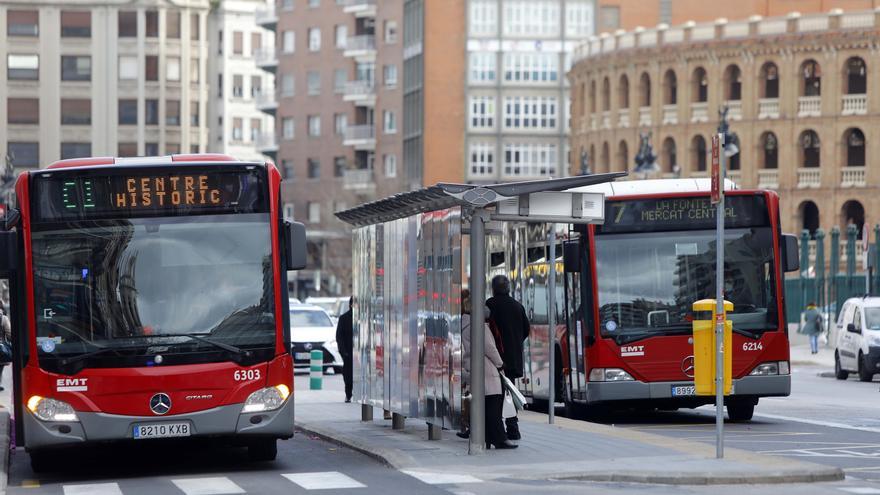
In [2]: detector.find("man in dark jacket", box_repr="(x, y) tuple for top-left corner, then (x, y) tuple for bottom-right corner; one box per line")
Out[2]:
(335, 297), (354, 402)
(486, 275), (530, 440)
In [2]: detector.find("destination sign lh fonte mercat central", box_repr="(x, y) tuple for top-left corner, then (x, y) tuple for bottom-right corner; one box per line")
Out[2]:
(598, 195), (769, 233)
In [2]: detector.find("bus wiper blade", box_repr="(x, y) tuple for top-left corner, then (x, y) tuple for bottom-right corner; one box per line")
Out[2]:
(732, 327), (762, 339)
(59, 346), (124, 366)
(183, 334), (250, 358)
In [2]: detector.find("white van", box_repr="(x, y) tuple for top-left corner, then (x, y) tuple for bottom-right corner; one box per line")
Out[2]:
(834, 296), (880, 381)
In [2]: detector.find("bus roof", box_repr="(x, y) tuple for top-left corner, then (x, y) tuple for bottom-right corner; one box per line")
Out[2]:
(566, 178), (739, 198)
(45, 154), (241, 169)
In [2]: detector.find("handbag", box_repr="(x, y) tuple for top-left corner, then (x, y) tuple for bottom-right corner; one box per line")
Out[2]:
(500, 373), (525, 411)
(0, 342), (12, 365)
(502, 391), (517, 418)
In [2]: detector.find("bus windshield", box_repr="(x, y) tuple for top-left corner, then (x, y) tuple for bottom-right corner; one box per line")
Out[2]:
(595, 227), (777, 343)
(32, 213), (275, 373)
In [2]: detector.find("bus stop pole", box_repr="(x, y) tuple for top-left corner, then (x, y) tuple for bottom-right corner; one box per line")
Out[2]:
(715, 134), (726, 459)
(547, 227), (556, 424)
(469, 208), (487, 455)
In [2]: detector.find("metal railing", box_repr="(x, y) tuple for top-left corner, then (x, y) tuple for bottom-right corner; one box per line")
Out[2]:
(344, 80), (376, 97)
(345, 35), (376, 52)
(343, 168), (376, 190)
(344, 124), (375, 142)
(254, 48), (277, 67)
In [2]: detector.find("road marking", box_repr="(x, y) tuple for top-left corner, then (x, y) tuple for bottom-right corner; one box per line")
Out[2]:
(838, 488), (880, 494)
(20, 480), (39, 488)
(172, 477), (245, 495)
(282, 472), (366, 490)
(402, 470), (483, 485)
(755, 412), (880, 434)
(63, 483), (123, 495)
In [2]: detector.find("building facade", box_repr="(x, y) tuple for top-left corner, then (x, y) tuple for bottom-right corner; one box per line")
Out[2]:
(0, 0), (211, 173)
(208, 0), (275, 162)
(569, 8), (880, 240)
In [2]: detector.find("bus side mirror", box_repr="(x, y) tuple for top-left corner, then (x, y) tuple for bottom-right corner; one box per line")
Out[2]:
(782, 234), (799, 273)
(563, 240), (581, 273)
(284, 221), (307, 270)
(0, 231), (17, 277)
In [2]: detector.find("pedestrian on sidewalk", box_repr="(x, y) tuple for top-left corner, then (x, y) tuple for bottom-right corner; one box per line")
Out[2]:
(486, 275), (530, 441)
(335, 297), (354, 403)
(799, 301), (823, 355)
(460, 289), (517, 449)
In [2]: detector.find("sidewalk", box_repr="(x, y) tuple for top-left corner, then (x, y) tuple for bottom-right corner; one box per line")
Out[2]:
(295, 387), (843, 485)
(788, 325), (835, 369)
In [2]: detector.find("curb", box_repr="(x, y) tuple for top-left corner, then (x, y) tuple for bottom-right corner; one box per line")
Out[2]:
(295, 420), (416, 471)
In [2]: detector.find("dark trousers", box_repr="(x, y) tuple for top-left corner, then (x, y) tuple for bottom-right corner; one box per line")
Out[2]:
(485, 394), (506, 447)
(342, 357), (353, 399)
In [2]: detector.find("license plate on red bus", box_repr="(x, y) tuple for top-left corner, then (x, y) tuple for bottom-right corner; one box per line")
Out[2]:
(294, 352), (311, 360)
(132, 422), (191, 440)
(671, 385), (695, 397)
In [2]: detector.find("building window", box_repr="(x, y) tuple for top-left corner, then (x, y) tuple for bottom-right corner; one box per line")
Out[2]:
(282, 73), (295, 97)
(118, 142), (138, 157)
(469, 95), (495, 129)
(845, 57), (867, 94)
(845, 128), (865, 167)
(145, 142), (159, 156)
(61, 142), (91, 160)
(167, 11), (180, 39)
(283, 30), (295, 53)
(166, 99), (180, 125)
(307, 158), (320, 179)
(469, 142), (495, 178)
(309, 0), (320, 7)
(232, 118), (243, 141)
(503, 52), (558, 83)
(190, 101), (200, 126)
(356, 62), (374, 85)
(307, 202), (320, 223)
(384, 154), (397, 178)
(190, 13), (200, 41)
(334, 69), (347, 93)
(760, 62), (779, 99)
(282, 0), (294, 10)
(724, 65), (741, 101)
(61, 11), (90, 38)
(469, 52), (496, 84)
(308, 115), (321, 137)
(118, 99), (137, 125)
(233, 31), (243, 55)
(602, 77), (610, 111)
(61, 56), (91, 81)
(692, 67), (708, 102)
(251, 75), (262, 98)
(282, 160), (294, 179)
(503, 142), (557, 177)
(166, 143), (181, 154)
(191, 58), (200, 82)
(251, 32), (262, 55)
(7, 54), (38, 80)
(800, 130), (820, 168)
(663, 70), (677, 105)
(190, 144), (199, 154)
(167, 57), (181, 81)
(383, 111), (397, 134)
(144, 99), (158, 125)
(334, 113), (347, 135)
(118, 11), (137, 38)
(761, 132), (777, 169)
(144, 10), (158, 37)
(383, 64), (398, 87)
(308, 28), (321, 51)
(617, 74), (629, 109)
(600, 6), (620, 30)
(250, 118), (261, 141)
(384, 20), (398, 43)
(335, 25), (347, 49)
(639, 72), (651, 106)
(566, 1), (593, 37)
(282, 117), (295, 140)
(470, 0), (498, 36)
(801, 59), (821, 97)
(799, 201), (820, 238)
(232, 74), (244, 98)
(503, 96), (557, 130)
(662, 137), (677, 173)
(334, 156), (346, 177)
(7, 142), (38, 167)
(503, 1), (560, 37)
(692, 135), (707, 172)
(119, 56), (138, 80)
(145, 55), (158, 81)
(61, 98), (91, 125)
(8, 10), (39, 37)
(8, 98), (38, 124)
(307, 71), (321, 95)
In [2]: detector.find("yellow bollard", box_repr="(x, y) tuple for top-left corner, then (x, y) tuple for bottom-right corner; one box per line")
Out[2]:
(692, 299), (733, 396)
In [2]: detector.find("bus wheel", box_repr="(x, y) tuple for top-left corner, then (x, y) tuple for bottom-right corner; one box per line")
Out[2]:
(248, 438), (278, 462)
(858, 352), (874, 382)
(726, 400), (755, 422)
(835, 351), (849, 380)
(29, 451), (52, 473)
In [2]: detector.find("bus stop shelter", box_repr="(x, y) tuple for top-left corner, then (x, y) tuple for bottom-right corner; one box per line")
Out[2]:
(335, 173), (625, 454)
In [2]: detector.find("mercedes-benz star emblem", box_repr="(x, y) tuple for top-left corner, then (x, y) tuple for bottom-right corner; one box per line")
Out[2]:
(681, 356), (695, 378)
(304, 343), (313, 351)
(150, 393), (172, 415)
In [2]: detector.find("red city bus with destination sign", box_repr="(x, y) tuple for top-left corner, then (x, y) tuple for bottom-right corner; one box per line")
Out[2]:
(0, 155), (306, 471)
(493, 179), (799, 421)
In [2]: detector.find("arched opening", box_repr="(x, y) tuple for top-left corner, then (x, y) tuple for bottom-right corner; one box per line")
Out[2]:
(617, 140), (628, 172)
(760, 62), (779, 98)
(692, 135), (707, 172)
(724, 65), (741, 101)
(798, 201), (820, 238)
(662, 137), (677, 173)
(845, 57), (867, 94)
(761, 131), (778, 169)
(618, 74), (629, 109)
(800, 130), (820, 168)
(590, 80), (597, 113)
(692, 67), (708, 102)
(844, 128), (865, 167)
(663, 69), (677, 104)
(728, 133), (740, 170)
(601, 142), (610, 173)
(579, 82), (587, 114)
(589, 144), (596, 172)
(602, 77), (611, 111)
(840, 200), (865, 239)
(639, 72), (651, 107)
(801, 59), (821, 97)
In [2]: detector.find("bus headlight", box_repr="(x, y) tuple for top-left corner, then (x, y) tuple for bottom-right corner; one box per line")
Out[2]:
(749, 362), (779, 376)
(588, 368), (635, 382)
(27, 396), (79, 422)
(242, 385), (291, 413)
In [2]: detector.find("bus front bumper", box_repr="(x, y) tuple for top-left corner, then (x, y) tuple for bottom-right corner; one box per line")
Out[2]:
(585, 374), (790, 404)
(22, 396), (294, 450)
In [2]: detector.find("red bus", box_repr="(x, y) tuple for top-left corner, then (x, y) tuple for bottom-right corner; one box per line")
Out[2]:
(0, 155), (305, 470)
(495, 180), (799, 421)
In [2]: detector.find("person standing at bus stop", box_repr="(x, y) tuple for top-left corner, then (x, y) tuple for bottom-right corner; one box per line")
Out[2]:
(486, 275), (530, 441)
(335, 297), (354, 402)
(799, 302), (823, 355)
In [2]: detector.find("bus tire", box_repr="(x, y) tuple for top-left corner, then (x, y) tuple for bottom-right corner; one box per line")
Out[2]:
(248, 438), (278, 462)
(858, 352), (874, 382)
(835, 351), (849, 380)
(29, 451), (51, 473)
(726, 400), (755, 422)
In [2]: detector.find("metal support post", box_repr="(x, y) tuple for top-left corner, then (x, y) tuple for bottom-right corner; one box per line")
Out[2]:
(547, 227), (556, 425)
(392, 413), (405, 430)
(714, 135), (726, 460)
(469, 208), (488, 455)
(361, 404), (373, 422)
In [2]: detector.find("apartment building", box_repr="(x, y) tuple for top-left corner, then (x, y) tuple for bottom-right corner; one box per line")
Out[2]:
(208, 0), (275, 161)
(0, 0), (211, 173)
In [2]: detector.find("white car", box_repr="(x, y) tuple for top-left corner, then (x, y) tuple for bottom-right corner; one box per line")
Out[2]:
(290, 304), (343, 373)
(834, 296), (880, 382)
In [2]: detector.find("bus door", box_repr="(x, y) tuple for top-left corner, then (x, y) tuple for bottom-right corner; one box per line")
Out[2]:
(563, 236), (586, 403)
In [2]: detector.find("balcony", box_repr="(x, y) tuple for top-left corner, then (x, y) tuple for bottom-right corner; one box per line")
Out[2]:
(256, 132), (278, 155)
(589, 114), (599, 130)
(254, 48), (277, 73)
(255, 5), (277, 31)
(757, 169), (779, 189)
(725, 100), (742, 121)
(797, 96), (821, 117)
(617, 108), (630, 128)
(841, 167), (866, 187)
(255, 92), (277, 115)
(343, 124), (375, 150)
(343, 80), (376, 106)
(343, 168), (376, 193)
(661, 104), (677, 124)
(797, 168), (821, 188)
(758, 98), (779, 119)
(601, 111), (611, 129)
(343, 35), (376, 61)
(842, 93), (867, 116)
(638, 106), (651, 126)
(341, 0), (377, 18)
(690, 102), (708, 123)
(727, 170), (742, 184)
